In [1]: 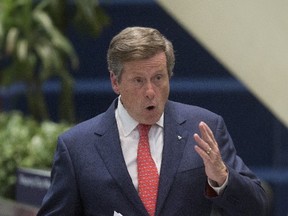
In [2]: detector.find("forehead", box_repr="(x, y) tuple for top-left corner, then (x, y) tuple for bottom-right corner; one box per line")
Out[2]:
(123, 52), (167, 73)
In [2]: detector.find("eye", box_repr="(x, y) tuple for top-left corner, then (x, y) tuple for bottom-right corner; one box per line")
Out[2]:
(153, 74), (164, 85)
(155, 74), (163, 80)
(131, 77), (145, 87)
(134, 77), (144, 84)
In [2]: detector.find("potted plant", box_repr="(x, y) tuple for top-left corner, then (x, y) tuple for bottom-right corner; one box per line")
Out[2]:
(0, 0), (109, 202)
(0, 111), (71, 199)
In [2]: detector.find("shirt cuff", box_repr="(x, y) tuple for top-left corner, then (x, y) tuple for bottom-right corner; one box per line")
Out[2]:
(207, 174), (229, 195)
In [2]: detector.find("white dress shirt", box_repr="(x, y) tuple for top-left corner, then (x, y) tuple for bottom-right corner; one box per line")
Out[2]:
(115, 98), (163, 190)
(115, 97), (228, 194)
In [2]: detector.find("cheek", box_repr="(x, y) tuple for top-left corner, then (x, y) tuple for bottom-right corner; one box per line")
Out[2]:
(159, 84), (170, 99)
(121, 86), (135, 97)
(120, 88), (138, 105)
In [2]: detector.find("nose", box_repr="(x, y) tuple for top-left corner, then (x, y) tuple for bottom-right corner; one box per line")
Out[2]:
(145, 81), (156, 99)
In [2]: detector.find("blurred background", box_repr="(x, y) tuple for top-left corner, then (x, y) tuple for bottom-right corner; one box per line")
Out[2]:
(0, 0), (287, 215)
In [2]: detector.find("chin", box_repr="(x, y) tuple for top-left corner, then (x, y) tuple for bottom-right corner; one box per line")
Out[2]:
(144, 115), (161, 125)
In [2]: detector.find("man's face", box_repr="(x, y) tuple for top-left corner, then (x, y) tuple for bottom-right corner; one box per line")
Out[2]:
(110, 52), (170, 125)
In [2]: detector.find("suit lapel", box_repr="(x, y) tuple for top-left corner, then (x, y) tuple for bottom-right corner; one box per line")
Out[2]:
(156, 102), (188, 215)
(93, 100), (147, 215)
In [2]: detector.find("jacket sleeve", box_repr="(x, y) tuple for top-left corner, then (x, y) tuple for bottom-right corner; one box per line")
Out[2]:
(207, 115), (269, 216)
(37, 136), (83, 216)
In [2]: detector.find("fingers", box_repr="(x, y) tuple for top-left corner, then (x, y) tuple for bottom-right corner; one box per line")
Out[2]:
(194, 122), (217, 157)
(198, 121), (217, 149)
(194, 134), (212, 160)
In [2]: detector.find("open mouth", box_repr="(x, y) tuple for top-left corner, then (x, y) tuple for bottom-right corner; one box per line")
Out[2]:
(146, 106), (155, 111)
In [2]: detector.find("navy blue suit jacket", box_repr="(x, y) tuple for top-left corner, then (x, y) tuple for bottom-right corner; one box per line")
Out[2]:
(37, 100), (268, 216)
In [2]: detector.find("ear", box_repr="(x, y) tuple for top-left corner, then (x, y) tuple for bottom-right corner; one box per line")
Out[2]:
(110, 72), (120, 94)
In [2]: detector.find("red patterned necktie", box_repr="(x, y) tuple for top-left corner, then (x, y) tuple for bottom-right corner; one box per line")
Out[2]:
(137, 124), (159, 216)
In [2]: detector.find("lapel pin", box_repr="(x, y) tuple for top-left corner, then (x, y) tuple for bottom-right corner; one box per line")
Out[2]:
(177, 135), (182, 140)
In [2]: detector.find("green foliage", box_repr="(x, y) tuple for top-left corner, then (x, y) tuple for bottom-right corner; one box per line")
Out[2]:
(0, 0), (79, 122)
(0, 111), (72, 199)
(0, 0), (110, 122)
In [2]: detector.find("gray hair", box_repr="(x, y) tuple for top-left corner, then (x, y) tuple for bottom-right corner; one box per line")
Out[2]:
(107, 27), (175, 81)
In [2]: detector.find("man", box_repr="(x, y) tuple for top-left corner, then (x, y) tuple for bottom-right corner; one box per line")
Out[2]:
(37, 27), (269, 215)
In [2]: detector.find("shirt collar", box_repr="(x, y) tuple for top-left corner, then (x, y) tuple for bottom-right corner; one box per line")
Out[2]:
(116, 97), (164, 137)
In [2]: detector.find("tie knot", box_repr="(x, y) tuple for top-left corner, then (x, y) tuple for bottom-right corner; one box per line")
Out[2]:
(138, 124), (151, 138)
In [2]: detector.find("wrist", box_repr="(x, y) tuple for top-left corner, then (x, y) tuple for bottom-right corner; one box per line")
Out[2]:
(212, 168), (228, 187)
